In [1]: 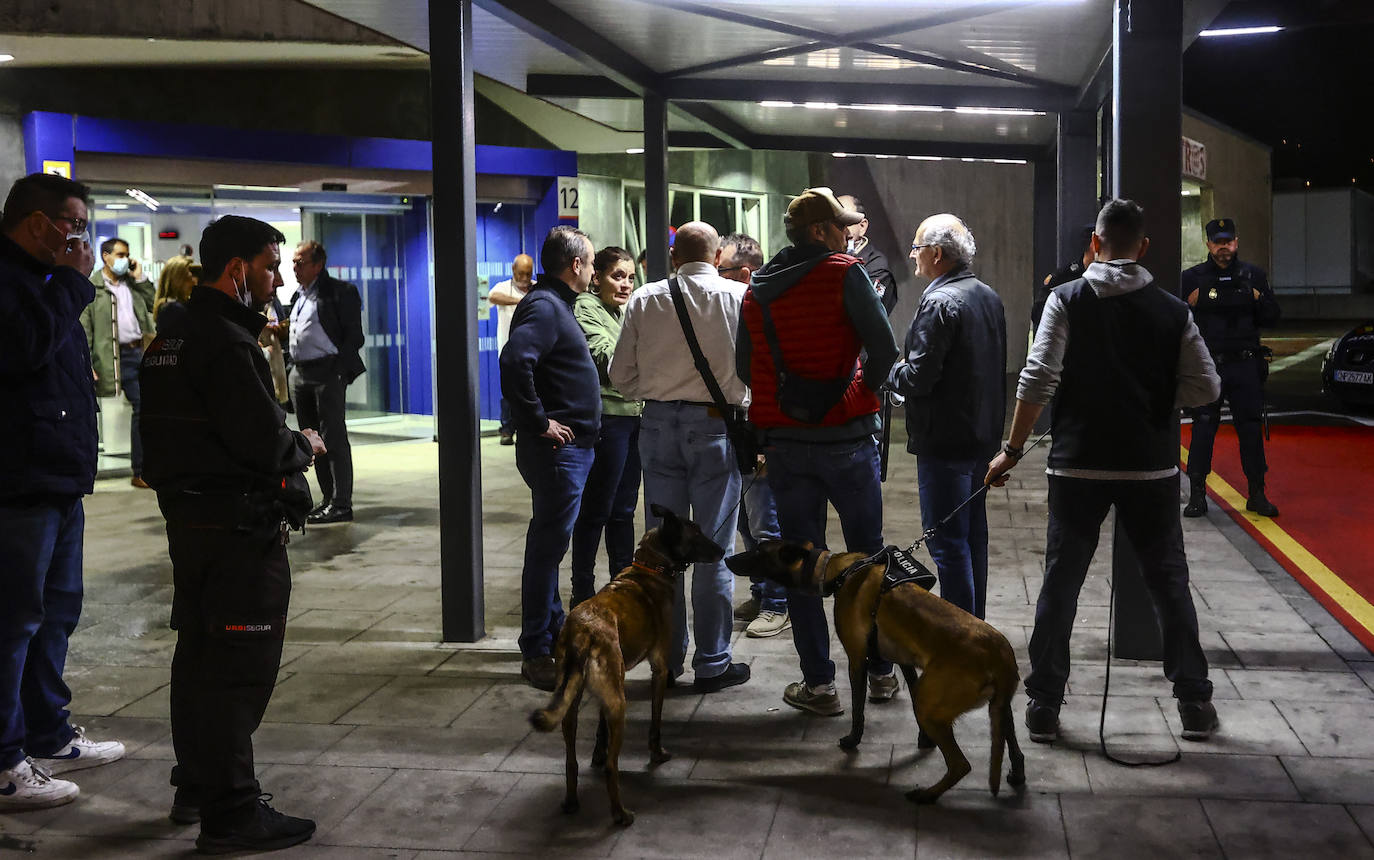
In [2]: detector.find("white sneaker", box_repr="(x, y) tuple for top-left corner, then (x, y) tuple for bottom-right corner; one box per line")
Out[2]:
(32, 726), (125, 775)
(745, 610), (792, 638)
(0, 757), (80, 810)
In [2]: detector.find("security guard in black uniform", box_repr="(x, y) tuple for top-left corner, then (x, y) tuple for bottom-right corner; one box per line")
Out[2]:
(1033, 225), (1094, 333)
(140, 215), (326, 854)
(1182, 218), (1281, 518)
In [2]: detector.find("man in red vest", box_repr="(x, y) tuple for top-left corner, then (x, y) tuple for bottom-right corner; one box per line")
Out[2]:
(735, 187), (900, 717)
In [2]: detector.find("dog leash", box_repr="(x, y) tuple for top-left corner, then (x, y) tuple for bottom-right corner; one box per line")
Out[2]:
(903, 428), (1052, 554)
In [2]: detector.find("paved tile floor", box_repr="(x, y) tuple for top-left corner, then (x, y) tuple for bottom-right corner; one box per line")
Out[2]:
(3, 434), (1373, 858)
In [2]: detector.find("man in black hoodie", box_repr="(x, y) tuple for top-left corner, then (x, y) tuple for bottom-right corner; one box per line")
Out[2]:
(500, 225), (601, 691)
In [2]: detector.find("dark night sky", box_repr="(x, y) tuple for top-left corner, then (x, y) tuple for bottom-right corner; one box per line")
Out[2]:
(1182, 0), (1374, 190)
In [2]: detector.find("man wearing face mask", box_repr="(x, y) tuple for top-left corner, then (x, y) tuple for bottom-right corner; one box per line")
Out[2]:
(285, 241), (365, 525)
(80, 237), (154, 488)
(139, 215), (326, 853)
(0, 173), (127, 811)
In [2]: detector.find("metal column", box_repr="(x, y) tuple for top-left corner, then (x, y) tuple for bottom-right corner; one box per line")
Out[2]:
(1057, 110), (1099, 263)
(643, 91), (670, 281)
(430, 0), (485, 642)
(1108, 0), (1183, 661)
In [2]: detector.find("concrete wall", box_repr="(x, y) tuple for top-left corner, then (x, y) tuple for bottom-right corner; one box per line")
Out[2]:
(824, 156), (1036, 372)
(1, 0), (389, 42)
(0, 114), (24, 195)
(1182, 111), (1272, 272)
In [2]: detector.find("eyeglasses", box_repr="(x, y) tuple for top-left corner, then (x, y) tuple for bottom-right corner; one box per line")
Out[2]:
(910, 243), (934, 251)
(51, 215), (89, 234)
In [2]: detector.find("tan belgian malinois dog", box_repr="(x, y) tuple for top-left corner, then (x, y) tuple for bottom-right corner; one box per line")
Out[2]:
(726, 540), (1026, 803)
(529, 504), (724, 826)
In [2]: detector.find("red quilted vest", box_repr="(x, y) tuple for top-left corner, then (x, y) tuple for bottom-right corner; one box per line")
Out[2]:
(742, 253), (881, 429)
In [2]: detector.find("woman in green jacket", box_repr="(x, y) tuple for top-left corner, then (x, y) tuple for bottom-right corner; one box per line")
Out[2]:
(570, 247), (643, 606)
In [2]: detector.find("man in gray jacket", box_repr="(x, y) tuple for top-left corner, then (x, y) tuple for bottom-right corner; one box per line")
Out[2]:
(986, 199), (1222, 744)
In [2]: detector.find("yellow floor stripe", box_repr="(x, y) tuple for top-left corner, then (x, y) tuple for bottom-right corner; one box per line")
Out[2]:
(1181, 445), (1374, 638)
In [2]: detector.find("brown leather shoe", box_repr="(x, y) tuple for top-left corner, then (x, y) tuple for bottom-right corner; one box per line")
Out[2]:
(521, 656), (558, 691)
(130, 476), (151, 489)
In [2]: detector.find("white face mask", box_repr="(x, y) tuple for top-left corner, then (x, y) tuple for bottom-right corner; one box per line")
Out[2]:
(234, 267), (253, 308)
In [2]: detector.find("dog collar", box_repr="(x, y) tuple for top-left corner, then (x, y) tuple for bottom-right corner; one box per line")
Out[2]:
(631, 560), (681, 576)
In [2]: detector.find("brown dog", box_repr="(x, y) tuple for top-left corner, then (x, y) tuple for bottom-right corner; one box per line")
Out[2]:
(529, 504), (724, 826)
(726, 540), (1025, 803)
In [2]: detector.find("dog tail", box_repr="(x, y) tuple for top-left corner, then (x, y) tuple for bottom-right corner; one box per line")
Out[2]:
(529, 642), (587, 732)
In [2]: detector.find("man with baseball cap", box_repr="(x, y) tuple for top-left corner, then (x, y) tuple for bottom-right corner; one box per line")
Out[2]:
(736, 187), (900, 717)
(1181, 218), (1281, 518)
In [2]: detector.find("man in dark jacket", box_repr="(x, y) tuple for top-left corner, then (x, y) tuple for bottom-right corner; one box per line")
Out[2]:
(141, 215), (325, 853)
(500, 225), (601, 690)
(0, 173), (126, 811)
(736, 187), (900, 717)
(838, 194), (897, 315)
(1181, 218), (1281, 518)
(286, 240), (365, 524)
(889, 214), (1007, 620)
(987, 198), (1221, 744)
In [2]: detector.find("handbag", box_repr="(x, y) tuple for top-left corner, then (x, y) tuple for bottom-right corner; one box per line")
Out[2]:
(666, 277), (759, 474)
(755, 297), (856, 425)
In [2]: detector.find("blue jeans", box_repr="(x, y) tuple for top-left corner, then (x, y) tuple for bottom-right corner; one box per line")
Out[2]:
(1026, 475), (1211, 705)
(766, 437), (890, 687)
(0, 498), (83, 769)
(639, 401), (740, 679)
(120, 344), (144, 475)
(738, 472), (787, 613)
(515, 440), (596, 659)
(916, 455), (990, 619)
(570, 414), (642, 605)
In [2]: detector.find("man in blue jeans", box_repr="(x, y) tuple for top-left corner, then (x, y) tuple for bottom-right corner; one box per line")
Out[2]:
(889, 214), (1006, 619)
(736, 188), (900, 715)
(501, 226), (602, 691)
(611, 222), (750, 693)
(1, 173), (125, 810)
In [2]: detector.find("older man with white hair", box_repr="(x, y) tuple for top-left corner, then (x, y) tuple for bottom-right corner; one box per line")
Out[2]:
(888, 214), (1007, 620)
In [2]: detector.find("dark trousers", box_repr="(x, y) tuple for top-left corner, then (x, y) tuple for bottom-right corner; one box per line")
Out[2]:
(119, 344), (144, 475)
(0, 498), (83, 770)
(916, 455), (990, 619)
(1186, 356), (1267, 487)
(515, 440), (595, 659)
(766, 438), (891, 687)
(167, 522), (290, 824)
(499, 399), (514, 436)
(570, 414), (641, 606)
(1025, 475), (1212, 705)
(290, 358), (353, 508)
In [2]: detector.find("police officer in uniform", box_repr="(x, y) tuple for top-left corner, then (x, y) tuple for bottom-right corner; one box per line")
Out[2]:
(1182, 218), (1281, 518)
(1033, 225), (1094, 333)
(140, 215), (326, 854)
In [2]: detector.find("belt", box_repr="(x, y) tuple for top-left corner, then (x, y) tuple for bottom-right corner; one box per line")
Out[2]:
(120, 339), (144, 350)
(1212, 348), (1261, 362)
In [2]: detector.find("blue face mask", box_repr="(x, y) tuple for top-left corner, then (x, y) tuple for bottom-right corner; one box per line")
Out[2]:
(110, 256), (130, 277)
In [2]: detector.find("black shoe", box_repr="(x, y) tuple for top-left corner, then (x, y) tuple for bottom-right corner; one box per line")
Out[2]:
(1178, 700), (1219, 741)
(196, 796), (315, 855)
(1025, 699), (1060, 743)
(693, 662), (751, 694)
(169, 787), (201, 825)
(307, 499), (331, 517)
(307, 504), (353, 525)
(499, 433), (515, 446)
(1245, 492), (1279, 518)
(1183, 487), (1208, 517)
(521, 656), (558, 692)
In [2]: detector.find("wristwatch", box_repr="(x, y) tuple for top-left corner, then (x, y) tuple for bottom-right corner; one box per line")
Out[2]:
(1002, 441), (1024, 460)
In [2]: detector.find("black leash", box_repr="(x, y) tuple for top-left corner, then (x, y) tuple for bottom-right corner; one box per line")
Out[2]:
(879, 395), (893, 483)
(1098, 572), (1182, 767)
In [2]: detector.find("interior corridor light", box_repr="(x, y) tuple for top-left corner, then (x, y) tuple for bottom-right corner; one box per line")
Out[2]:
(833, 152), (1027, 165)
(625, 147), (645, 154)
(762, 100), (1043, 117)
(1199, 25), (1282, 37)
(0, 54), (15, 63)
(125, 188), (160, 211)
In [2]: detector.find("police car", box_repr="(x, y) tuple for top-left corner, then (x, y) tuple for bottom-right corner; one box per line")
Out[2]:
(1322, 321), (1374, 407)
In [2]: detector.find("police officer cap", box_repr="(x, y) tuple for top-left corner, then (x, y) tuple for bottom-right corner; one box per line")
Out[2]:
(1205, 218), (1237, 241)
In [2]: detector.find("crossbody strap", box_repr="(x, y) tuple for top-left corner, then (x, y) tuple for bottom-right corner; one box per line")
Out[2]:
(753, 296), (790, 387)
(666, 277), (732, 416)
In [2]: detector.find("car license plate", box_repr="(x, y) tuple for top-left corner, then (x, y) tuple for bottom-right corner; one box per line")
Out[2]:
(1335, 369), (1374, 385)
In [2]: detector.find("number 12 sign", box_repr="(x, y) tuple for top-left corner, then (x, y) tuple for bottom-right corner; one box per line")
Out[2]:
(557, 177), (579, 220)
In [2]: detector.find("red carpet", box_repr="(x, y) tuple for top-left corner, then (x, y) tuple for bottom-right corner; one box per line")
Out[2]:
(1181, 423), (1374, 650)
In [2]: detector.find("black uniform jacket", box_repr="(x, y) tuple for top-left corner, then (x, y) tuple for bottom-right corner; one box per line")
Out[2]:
(855, 240), (898, 315)
(140, 286), (313, 498)
(286, 271), (366, 383)
(1181, 257), (1280, 356)
(1033, 261), (1085, 332)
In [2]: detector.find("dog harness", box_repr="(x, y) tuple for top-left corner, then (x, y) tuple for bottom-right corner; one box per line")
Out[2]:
(820, 545), (937, 598)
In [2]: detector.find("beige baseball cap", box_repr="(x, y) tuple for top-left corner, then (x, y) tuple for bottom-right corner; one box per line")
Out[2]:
(785, 186), (865, 229)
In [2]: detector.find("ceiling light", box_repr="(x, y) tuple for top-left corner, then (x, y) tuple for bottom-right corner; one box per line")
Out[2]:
(125, 188), (160, 211)
(908, 155), (944, 161)
(759, 100), (795, 108)
(625, 147), (645, 154)
(104, 203), (130, 210)
(759, 101), (1043, 117)
(954, 106), (1039, 116)
(1199, 25), (1282, 37)
(0, 54), (14, 63)
(831, 152), (850, 158)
